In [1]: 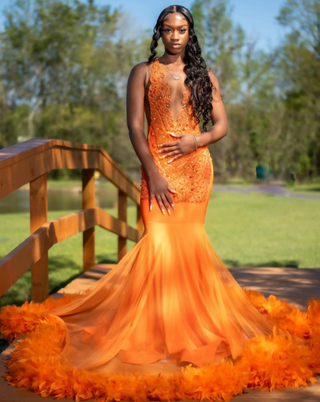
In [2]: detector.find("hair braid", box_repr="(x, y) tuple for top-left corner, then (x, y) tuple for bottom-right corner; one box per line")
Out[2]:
(148, 31), (160, 63)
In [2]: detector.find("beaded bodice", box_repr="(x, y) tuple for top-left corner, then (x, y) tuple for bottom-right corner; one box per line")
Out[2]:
(140, 59), (213, 203)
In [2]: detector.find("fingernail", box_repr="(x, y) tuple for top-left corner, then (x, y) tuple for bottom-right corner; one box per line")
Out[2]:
(168, 210), (171, 215)
(171, 203), (175, 209)
(162, 209), (165, 215)
(168, 159), (173, 163)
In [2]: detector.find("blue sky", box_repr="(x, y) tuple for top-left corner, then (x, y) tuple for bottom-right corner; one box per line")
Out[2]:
(0, 0), (286, 51)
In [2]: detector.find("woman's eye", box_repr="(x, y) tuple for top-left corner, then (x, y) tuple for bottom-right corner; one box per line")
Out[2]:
(161, 28), (187, 34)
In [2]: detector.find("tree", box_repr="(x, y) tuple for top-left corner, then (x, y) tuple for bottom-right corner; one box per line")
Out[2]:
(0, 0), (121, 148)
(275, 0), (320, 179)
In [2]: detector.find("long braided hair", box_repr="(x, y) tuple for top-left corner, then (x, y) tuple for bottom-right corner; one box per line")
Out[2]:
(148, 5), (219, 132)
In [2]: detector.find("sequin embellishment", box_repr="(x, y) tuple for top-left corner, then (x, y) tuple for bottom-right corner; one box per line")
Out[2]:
(140, 59), (213, 203)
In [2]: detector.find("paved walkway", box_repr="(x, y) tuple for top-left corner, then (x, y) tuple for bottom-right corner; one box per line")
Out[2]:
(1, 265), (320, 401)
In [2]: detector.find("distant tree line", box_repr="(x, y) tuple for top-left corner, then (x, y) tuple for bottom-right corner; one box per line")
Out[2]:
(0, 0), (319, 183)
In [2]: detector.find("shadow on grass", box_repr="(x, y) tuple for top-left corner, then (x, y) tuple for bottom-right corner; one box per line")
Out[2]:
(292, 186), (320, 193)
(48, 256), (82, 296)
(223, 259), (300, 268)
(96, 254), (117, 265)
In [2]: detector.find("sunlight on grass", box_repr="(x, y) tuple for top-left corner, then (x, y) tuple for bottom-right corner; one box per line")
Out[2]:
(205, 191), (320, 268)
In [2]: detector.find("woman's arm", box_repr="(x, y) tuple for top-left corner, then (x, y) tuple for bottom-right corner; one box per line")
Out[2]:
(126, 63), (177, 214)
(196, 70), (228, 148)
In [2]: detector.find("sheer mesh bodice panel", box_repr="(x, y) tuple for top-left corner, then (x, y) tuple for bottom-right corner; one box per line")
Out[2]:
(140, 59), (213, 203)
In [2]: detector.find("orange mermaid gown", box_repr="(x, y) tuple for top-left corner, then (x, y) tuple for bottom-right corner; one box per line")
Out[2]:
(1, 59), (320, 401)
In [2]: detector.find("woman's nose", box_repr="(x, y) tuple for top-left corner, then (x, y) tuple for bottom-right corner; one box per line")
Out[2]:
(172, 30), (179, 40)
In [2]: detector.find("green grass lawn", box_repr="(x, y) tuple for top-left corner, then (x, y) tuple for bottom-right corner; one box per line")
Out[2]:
(0, 191), (319, 308)
(206, 191), (320, 268)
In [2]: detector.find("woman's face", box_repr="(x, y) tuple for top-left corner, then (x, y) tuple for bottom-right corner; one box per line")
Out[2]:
(160, 12), (190, 54)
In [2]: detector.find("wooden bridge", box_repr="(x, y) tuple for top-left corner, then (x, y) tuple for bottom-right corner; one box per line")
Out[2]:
(0, 138), (144, 303)
(1, 139), (320, 401)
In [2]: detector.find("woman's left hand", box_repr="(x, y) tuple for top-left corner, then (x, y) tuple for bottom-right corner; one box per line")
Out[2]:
(157, 132), (197, 163)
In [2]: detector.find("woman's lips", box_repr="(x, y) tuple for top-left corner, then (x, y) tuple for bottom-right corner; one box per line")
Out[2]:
(171, 44), (181, 48)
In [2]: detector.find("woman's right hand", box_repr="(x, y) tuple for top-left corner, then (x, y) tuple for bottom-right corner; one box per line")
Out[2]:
(148, 172), (177, 214)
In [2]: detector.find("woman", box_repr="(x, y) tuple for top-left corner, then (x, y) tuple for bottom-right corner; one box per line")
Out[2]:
(1, 5), (320, 402)
(126, 4), (274, 365)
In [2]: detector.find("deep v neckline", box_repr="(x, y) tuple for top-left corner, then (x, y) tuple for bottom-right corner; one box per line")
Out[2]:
(153, 59), (189, 126)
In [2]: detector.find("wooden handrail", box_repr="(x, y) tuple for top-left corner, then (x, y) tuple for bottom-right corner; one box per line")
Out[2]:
(0, 139), (141, 202)
(0, 139), (144, 302)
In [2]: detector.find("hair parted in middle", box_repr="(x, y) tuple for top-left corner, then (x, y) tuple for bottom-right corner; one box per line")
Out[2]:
(148, 4), (221, 132)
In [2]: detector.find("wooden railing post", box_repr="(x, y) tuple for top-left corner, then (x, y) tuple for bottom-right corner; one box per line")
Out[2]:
(30, 173), (48, 302)
(82, 169), (95, 272)
(118, 189), (127, 261)
(136, 205), (143, 236)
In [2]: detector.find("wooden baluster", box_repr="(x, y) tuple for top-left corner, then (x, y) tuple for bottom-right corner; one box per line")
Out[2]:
(118, 189), (127, 261)
(82, 169), (95, 272)
(136, 205), (143, 237)
(30, 173), (48, 302)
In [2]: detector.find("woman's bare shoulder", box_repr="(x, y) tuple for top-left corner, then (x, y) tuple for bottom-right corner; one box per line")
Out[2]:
(206, 67), (219, 86)
(129, 61), (155, 89)
(129, 61), (153, 78)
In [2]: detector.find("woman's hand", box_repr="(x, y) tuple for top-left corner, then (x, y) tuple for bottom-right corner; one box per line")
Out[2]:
(148, 171), (177, 214)
(157, 132), (197, 163)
